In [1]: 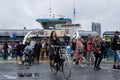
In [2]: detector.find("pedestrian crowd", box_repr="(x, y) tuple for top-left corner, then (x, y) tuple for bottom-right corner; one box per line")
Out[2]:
(70, 31), (120, 70)
(1, 31), (120, 70)
(1, 39), (49, 64)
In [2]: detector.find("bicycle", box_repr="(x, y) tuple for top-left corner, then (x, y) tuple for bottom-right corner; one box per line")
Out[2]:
(50, 46), (71, 79)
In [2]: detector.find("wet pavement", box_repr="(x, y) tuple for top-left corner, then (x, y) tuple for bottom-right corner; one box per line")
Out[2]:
(0, 62), (120, 80)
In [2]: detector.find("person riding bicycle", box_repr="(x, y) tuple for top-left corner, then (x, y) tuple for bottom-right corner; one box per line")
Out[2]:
(49, 31), (62, 67)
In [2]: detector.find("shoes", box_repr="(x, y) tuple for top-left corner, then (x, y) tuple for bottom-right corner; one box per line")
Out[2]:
(97, 67), (101, 70)
(73, 62), (76, 65)
(113, 65), (120, 70)
(103, 58), (107, 61)
(94, 66), (101, 70)
(113, 65), (118, 69)
(18, 62), (22, 64)
(91, 63), (94, 65)
(117, 65), (120, 70)
(54, 63), (60, 70)
(94, 67), (98, 70)
(80, 64), (85, 68)
(54, 63), (58, 68)
(54, 63), (57, 66)
(87, 63), (90, 65)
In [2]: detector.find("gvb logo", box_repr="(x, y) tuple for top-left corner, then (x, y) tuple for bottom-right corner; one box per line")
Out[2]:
(59, 48), (67, 59)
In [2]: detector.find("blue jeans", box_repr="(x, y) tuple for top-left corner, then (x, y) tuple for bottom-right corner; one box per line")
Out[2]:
(114, 50), (120, 61)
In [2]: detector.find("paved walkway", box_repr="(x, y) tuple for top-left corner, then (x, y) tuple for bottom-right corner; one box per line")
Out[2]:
(0, 62), (120, 80)
(0, 56), (114, 63)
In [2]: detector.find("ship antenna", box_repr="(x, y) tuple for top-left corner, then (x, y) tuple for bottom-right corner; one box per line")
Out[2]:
(49, 4), (52, 18)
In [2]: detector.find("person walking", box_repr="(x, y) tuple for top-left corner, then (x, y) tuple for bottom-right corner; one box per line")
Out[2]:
(86, 34), (94, 65)
(105, 39), (111, 60)
(16, 41), (24, 64)
(101, 39), (107, 61)
(73, 36), (85, 68)
(2, 41), (9, 60)
(70, 38), (77, 63)
(45, 40), (49, 59)
(33, 40), (41, 63)
(41, 39), (47, 60)
(93, 34), (102, 70)
(111, 31), (120, 69)
(10, 40), (16, 58)
(61, 38), (67, 46)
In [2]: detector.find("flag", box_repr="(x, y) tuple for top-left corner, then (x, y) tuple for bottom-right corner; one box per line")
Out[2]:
(73, 8), (75, 17)
(73, 4), (76, 18)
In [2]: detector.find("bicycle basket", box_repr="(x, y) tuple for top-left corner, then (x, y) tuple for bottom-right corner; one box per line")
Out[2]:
(59, 48), (68, 59)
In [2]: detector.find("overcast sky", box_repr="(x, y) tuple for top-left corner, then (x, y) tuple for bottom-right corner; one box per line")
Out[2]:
(0, 0), (120, 34)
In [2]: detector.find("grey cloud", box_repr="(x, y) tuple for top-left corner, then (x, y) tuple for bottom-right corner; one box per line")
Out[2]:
(0, 0), (120, 33)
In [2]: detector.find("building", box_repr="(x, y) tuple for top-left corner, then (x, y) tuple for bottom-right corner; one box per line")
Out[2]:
(0, 29), (35, 43)
(36, 18), (72, 29)
(55, 24), (81, 37)
(92, 22), (101, 35)
(73, 30), (99, 40)
(103, 31), (120, 41)
(0, 17), (78, 44)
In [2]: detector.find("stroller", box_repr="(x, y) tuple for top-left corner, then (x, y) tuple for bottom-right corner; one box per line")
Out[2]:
(22, 46), (34, 65)
(18, 46), (34, 78)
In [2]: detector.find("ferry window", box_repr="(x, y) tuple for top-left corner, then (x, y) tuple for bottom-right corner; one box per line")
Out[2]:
(38, 30), (44, 35)
(65, 30), (69, 34)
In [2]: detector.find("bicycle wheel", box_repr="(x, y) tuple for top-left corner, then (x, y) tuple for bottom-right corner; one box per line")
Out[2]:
(62, 59), (71, 79)
(50, 59), (57, 75)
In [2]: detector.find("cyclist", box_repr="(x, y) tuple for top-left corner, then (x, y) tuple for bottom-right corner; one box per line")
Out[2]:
(49, 31), (62, 67)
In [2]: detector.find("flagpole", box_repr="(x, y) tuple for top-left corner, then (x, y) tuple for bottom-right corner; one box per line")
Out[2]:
(72, 4), (76, 38)
(73, 4), (76, 23)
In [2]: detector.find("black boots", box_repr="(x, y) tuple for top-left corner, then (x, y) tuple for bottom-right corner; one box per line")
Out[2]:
(118, 65), (120, 70)
(94, 65), (101, 70)
(113, 65), (120, 69)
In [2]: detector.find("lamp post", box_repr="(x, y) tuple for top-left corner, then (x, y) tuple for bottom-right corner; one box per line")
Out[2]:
(23, 27), (27, 42)
(23, 27), (27, 35)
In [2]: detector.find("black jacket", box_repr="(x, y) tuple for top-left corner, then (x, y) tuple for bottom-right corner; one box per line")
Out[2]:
(48, 38), (61, 55)
(105, 41), (111, 48)
(34, 43), (42, 52)
(71, 42), (76, 51)
(101, 41), (106, 52)
(111, 36), (120, 50)
(49, 38), (61, 46)
(16, 44), (24, 53)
